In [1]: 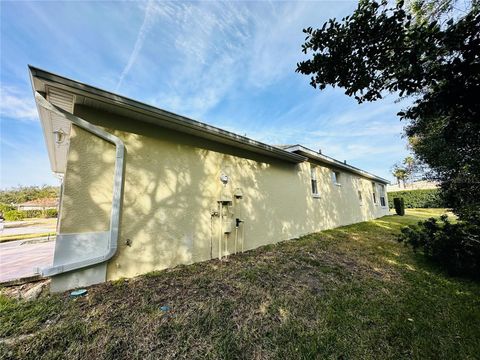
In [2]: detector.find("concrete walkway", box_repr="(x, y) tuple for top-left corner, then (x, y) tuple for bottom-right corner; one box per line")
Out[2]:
(0, 239), (55, 282)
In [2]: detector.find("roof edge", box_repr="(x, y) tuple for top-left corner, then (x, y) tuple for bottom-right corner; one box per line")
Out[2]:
(28, 66), (306, 164)
(285, 145), (390, 184)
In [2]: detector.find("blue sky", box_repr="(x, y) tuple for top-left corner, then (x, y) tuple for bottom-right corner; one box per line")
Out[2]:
(0, 1), (409, 189)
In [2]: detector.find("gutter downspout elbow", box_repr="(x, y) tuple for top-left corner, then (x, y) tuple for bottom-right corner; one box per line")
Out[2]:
(34, 91), (125, 277)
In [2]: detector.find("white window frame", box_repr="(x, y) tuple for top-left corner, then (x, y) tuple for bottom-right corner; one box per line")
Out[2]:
(379, 184), (386, 207)
(332, 170), (341, 186)
(358, 190), (363, 205)
(372, 182), (377, 205)
(311, 165), (320, 198)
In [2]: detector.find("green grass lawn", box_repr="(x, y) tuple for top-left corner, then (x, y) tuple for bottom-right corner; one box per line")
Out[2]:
(1, 209), (479, 359)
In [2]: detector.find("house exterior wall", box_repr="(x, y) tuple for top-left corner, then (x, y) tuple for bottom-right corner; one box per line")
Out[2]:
(53, 105), (389, 288)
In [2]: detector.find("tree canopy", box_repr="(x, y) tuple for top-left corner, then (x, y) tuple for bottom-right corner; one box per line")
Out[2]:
(296, 0), (480, 220)
(392, 166), (409, 186)
(0, 185), (59, 205)
(391, 155), (424, 187)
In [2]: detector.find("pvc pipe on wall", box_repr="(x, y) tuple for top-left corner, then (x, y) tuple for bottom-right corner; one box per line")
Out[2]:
(235, 227), (238, 254)
(218, 202), (223, 260)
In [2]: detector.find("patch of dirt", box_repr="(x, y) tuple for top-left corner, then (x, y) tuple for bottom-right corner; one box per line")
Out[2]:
(1, 279), (50, 300)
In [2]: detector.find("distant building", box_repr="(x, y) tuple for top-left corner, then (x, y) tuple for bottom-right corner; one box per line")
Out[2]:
(387, 180), (438, 192)
(17, 197), (59, 211)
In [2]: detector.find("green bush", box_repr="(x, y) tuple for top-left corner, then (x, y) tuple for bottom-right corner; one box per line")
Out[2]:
(1, 208), (57, 221)
(44, 209), (58, 218)
(0, 203), (14, 212)
(388, 188), (445, 208)
(24, 210), (43, 218)
(4, 210), (26, 221)
(393, 198), (405, 216)
(0, 185), (59, 205)
(398, 215), (480, 279)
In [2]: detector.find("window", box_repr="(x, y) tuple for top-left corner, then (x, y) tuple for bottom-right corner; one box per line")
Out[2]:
(358, 190), (363, 204)
(311, 165), (319, 197)
(331, 171), (341, 186)
(372, 182), (377, 204)
(379, 184), (386, 207)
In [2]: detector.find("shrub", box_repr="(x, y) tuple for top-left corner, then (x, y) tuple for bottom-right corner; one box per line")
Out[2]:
(388, 189), (445, 208)
(398, 215), (480, 279)
(24, 210), (43, 218)
(0, 185), (59, 205)
(0, 208), (57, 221)
(4, 210), (26, 221)
(0, 203), (14, 213)
(44, 209), (58, 218)
(393, 198), (405, 216)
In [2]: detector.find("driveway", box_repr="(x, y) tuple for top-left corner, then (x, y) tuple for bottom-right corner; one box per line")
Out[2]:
(0, 239), (55, 282)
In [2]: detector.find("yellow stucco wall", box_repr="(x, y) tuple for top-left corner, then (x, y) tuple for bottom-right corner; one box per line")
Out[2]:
(59, 106), (389, 282)
(59, 125), (115, 234)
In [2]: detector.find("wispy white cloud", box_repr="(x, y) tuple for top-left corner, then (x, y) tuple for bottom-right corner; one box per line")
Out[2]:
(246, 1), (355, 88)
(118, 1), (356, 118)
(0, 86), (38, 121)
(322, 142), (406, 161)
(158, 1), (356, 117)
(214, 95), (408, 180)
(1, 0), (410, 184)
(221, 122), (407, 177)
(146, 1), (252, 118)
(330, 100), (402, 125)
(311, 121), (404, 138)
(115, 0), (157, 91)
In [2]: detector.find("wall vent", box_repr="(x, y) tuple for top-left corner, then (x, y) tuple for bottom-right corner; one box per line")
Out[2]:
(47, 87), (75, 113)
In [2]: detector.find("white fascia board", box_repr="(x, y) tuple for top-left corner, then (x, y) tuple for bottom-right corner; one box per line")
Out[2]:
(37, 104), (58, 173)
(35, 94), (71, 174)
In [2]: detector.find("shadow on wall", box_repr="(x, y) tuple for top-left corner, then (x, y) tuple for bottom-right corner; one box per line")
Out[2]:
(58, 125), (117, 266)
(60, 125), (115, 234)
(60, 105), (385, 281)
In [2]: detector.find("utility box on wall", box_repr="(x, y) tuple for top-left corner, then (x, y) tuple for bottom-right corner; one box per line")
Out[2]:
(223, 219), (234, 234)
(218, 195), (232, 205)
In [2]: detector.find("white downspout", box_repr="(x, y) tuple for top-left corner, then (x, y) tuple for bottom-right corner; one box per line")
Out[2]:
(34, 91), (125, 277)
